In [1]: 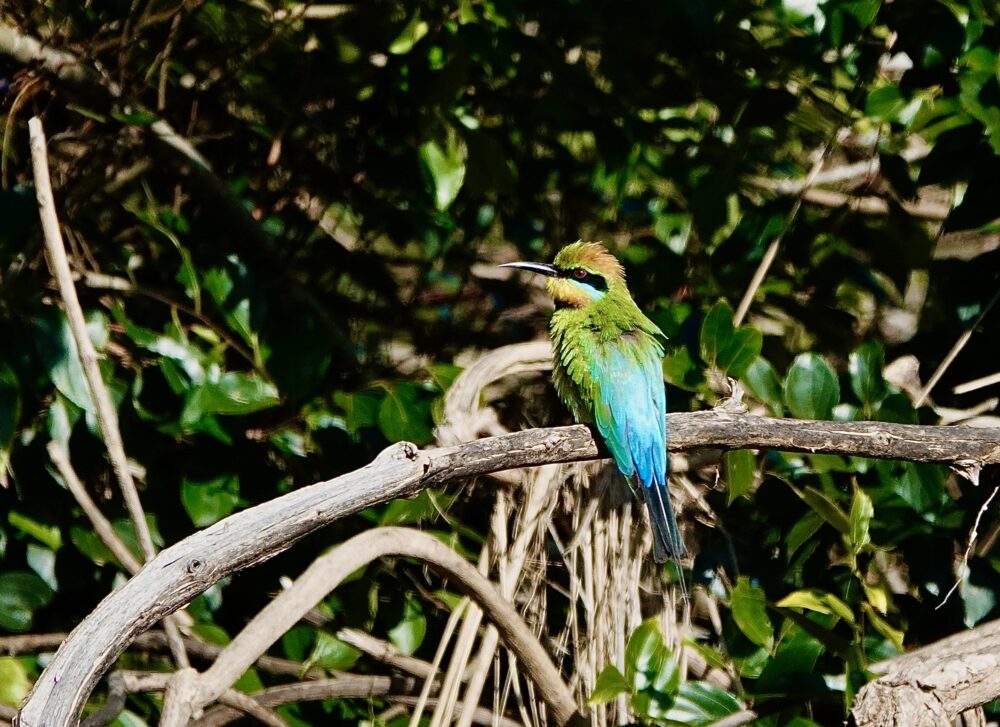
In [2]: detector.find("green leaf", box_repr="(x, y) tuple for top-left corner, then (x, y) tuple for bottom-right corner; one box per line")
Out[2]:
(35, 308), (109, 415)
(0, 656), (31, 706)
(379, 491), (439, 525)
(0, 362), (19, 487)
(304, 631), (361, 671)
(784, 353), (840, 419)
(776, 589), (856, 625)
(377, 383), (433, 445)
(725, 450), (757, 503)
(652, 211), (693, 255)
(0, 571), (54, 632)
(335, 391), (382, 434)
(588, 664), (631, 705)
(662, 346), (703, 392)
(786, 511), (823, 559)
(866, 86), (906, 120)
(848, 341), (887, 406)
(281, 626), (315, 663)
(181, 474), (241, 527)
(662, 681), (743, 725)
(887, 461), (948, 516)
(792, 485), (851, 535)
(717, 327), (763, 378)
(745, 357), (784, 414)
(387, 595), (426, 656)
(699, 300), (734, 367)
(181, 372), (280, 424)
(419, 135), (466, 211)
(731, 576), (773, 650)
(389, 11), (429, 54)
(8, 512), (62, 551)
(862, 603), (904, 650)
(624, 619), (667, 690)
(109, 710), (150, 727)
(756, 625), (826, 693)
(962, 572), (996, 628)
(849, 485), (874, 554)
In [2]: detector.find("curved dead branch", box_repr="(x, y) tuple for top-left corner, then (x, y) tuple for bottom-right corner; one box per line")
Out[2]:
(15, 407), (1000, 725)
(157, 528), (579, 726)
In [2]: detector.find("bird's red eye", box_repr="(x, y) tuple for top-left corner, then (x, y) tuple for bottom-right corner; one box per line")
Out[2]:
(573, 268), (587, 280)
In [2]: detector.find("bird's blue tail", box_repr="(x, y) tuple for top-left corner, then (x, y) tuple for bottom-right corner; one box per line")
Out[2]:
(645, 479), (687, 562)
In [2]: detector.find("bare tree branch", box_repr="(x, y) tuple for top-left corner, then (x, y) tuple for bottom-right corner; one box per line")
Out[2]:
(47, 442), (144, 575)
(155, 528), (579, 726)
(853, 618), (1000, 726)
(16, 409), (1000, 725)
(28, 116), (190, 670)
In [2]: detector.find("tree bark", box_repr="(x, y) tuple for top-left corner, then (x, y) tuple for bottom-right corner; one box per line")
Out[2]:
(16, 411), (1000, 726)
(852, 619), (1000, 727)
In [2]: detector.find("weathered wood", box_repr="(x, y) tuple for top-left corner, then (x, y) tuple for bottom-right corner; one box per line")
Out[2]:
(853, 619), (1000, 727)
(17, 412), (1000, 726)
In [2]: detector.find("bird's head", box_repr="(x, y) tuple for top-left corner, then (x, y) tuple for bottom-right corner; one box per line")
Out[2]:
(501, 241), (626, 308)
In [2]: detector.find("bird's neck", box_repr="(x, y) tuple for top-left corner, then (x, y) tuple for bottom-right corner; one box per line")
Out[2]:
(550, 291), (651, 340)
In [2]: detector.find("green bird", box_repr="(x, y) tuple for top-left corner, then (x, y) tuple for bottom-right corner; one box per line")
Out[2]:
(502, 241), (687, 562)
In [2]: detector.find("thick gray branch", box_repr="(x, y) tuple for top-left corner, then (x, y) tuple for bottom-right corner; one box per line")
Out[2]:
(853, 618), (1000, 726)
(16, 412), (1000, 725)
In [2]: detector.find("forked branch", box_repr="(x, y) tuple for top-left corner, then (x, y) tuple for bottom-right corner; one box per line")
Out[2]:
(16, 408), (1000, 725)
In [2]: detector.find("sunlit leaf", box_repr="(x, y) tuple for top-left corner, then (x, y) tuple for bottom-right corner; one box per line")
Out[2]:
(8, 512), (62, 551)
(849, 485), (874, 554)
(661, 681), (743, 725)
(419, 135), (466, 211)
(377, 383), (433, 445)
(589, 664), (630, 705)
(0, 657), (31, 706)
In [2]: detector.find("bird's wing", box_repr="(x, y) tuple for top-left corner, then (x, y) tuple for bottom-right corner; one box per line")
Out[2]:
(589, 331), (666, 485)
(590, 332), (686, 559)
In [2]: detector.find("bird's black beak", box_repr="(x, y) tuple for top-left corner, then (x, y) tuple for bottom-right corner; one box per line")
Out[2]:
(499, 261), (559, 277)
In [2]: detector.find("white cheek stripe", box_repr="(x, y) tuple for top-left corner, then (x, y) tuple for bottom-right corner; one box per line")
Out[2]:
(568, 279), (606, 300)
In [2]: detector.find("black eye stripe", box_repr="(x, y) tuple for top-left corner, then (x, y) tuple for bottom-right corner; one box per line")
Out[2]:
(557, 267), (608, 291)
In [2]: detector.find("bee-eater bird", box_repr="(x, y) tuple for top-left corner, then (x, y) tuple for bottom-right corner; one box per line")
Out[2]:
(502, 241), (687, 563)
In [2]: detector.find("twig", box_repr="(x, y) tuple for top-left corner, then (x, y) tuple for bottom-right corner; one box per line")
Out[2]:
(47, 441), (143, 575)
(734, 152), (828, 326)
(407, 598), (469, 727)
(708, 710), (759, 727)
(936, 485), (1000, 610)
(954, 371), (1000, 396)
(30, 117), (154, 560)
(28, 116), (189, 670)
(18, 403), (1000, 725)
(77, 670), (285, 727)
(159, 528), (581, 727)
(916, 287), (1000, 406)
(0, 630), (316, 679)
(193, 680), (521, 727)
(336, 628), (436, 680)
